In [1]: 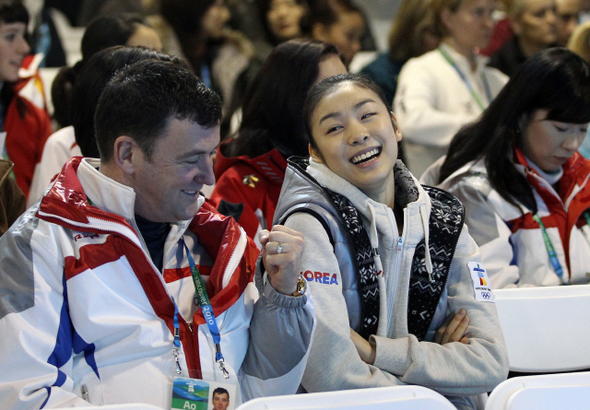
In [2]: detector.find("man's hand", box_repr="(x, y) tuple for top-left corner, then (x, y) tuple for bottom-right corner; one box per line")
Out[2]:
(350, 328), (376, 364)
(259, 225), (304, 295)
(434, 309), (471, 345)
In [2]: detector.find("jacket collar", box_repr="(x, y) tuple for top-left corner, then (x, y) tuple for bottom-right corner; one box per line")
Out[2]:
(37, 157), (197, 240)
(214, 145), (287, 184)
(439, 42), (490, 76)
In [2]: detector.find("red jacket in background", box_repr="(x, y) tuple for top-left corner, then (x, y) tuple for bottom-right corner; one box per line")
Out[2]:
(210, 145), (287, 242)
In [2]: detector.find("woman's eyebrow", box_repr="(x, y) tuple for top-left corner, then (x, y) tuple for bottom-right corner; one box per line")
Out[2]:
(318, 99), (376, 125)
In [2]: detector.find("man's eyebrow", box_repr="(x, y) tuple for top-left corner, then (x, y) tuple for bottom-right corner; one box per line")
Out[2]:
(177, 144), (219, 159)
(318, 99), (375, 125)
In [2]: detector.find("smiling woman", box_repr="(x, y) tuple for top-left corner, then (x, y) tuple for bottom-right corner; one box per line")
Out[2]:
(435, 47), (590, 288)
(272, 73), (509, 408)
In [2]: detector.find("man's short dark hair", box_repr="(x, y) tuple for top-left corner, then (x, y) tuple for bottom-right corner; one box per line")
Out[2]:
(94, 59), (222, 162)
(212, 387), (229, 398)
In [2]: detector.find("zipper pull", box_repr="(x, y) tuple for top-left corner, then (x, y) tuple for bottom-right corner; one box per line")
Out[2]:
(397, 237), (403, 252)
(217, 358), (230, 379)
(81, 385), (89, 401)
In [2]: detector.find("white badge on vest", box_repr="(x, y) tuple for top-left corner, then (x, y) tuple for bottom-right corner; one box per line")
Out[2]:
(468, 262), (495, 302)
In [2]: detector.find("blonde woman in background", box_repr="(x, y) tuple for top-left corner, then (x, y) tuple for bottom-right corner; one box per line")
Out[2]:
(489, 0), (558, 76)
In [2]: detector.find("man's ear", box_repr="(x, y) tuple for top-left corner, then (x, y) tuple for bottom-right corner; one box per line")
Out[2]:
(112, 136), (140, 175)
(309, 144), (324, 164)
(391, 111), (402, 142)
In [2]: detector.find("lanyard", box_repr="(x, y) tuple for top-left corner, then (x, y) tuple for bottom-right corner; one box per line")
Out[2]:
(172, 240), (230, 378)
(438, 47), (492, 111)
(532, 214), (564, 279)
(200, 63), (212, 89)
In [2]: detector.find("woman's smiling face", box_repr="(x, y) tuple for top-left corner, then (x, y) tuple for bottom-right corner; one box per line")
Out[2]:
(310, 81), (401, 199)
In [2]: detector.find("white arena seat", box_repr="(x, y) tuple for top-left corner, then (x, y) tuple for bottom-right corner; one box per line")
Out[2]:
(66, 405), (164, 409)
(485, 371), (590, 410)
(236, 385), (455, 410)
(494, 284), (590, 372)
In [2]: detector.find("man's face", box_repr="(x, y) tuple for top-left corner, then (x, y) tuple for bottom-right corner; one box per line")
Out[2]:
(212, 392), (229, 410)
(132, 118), (219, 223)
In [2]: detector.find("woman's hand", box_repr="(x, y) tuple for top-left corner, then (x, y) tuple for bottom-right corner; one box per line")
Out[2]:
(350, 328), (376, 364)
(259, 225), (305, 295)
(434, 309), (471, 345)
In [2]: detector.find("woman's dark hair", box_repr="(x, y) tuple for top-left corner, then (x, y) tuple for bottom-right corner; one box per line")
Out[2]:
(51, 13), (150, 128)
(71, 46), (187, 158)
(257, 0), (311, 45)
(438, 47), (590, 212)
(161, 0), (217, 70)
(387, 0), (437, 62)
(0, 0), (29, 119)
(309, 0), (361, 27)
(303, 73), (389, 150)
(0, 0), (28, 25)
(81, 14), (147, 61)
(226, 38), (341, 158)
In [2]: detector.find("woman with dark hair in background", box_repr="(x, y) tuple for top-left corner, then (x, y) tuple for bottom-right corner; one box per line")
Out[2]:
(210, 39), (346, 245)
(360, 0), (440, 107)
(28, 15), (162, 205)
(152, 0), (253, 116)
(309, 0), (365, 68)
(258, 0), (310, 47)
(0, 0), (52, 199)
(226, 0), (311, 122)
(51, 13), (162, 130)
(435, 48), (590, 288)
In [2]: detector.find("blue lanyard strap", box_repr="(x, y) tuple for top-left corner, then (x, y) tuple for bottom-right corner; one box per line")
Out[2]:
(532, 214), (564, 279)
(438, 47), (491, 111)
(176, 240), (230, 378)
(172, 301), (182, 374)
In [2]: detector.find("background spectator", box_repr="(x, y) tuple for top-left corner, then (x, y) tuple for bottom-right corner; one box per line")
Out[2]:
(436, 48), (590, 288)
(360, 0), (439, 109)
(0, 0), (52, 198)
(393, 0), (507, 178)
(489, 0), (557, 76)
(0, 159), (25, 236)
(555, 0), (581, 46)
(309, 0), (365, 67)
(210, 39), (346, 245)
(51, 13), (161, 130)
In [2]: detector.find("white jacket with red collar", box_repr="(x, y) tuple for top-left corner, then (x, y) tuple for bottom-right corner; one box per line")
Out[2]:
(437, 149), (590, 288)
(0, 157), (314, 408)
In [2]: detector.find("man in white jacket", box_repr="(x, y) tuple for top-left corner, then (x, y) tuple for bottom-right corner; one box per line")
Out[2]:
(0, 59), (313, 408)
